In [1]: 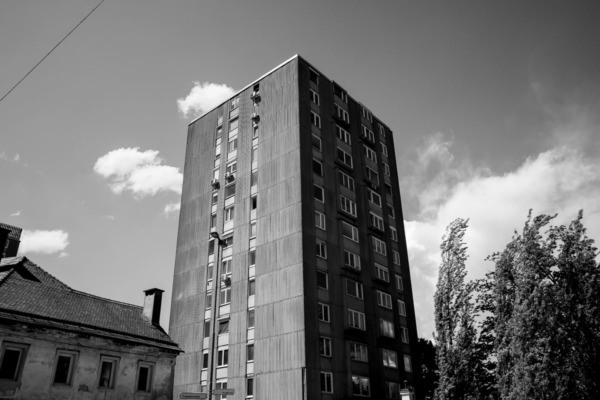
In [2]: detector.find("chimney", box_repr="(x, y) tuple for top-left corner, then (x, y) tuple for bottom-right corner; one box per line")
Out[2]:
(143, 288), (164, 326)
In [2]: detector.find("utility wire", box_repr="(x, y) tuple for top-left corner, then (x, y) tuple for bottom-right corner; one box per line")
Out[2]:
(0, 0), (106, 105)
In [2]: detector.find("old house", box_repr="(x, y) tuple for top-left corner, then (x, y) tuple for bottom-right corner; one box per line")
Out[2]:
(0, 254), (181, 399)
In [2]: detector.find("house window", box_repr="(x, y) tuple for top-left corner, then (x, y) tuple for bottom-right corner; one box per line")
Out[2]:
(361, 125), (375, 142)
(310, 89), (320, 105)
(347, 309), (366, 330)
(212, 192), (218, 205)
(250, 222), (257, 239)
(393, 251), (401, 266)
(346, 280), (364, 299)
(248, 280), (256, 297)
(404, 355), (413, 373)
(336, 125), (351, 145)
(380, 318), (395, 338)
(314, 185), (325, 203)
(398, 301), (407, 318)
(395, 275), (404, 291)
(210, 213), (217, 229)
(205, 292), (212, 309)
(341, 221), (359, 242)
(340, 196), (357, 217)
(247, 309), (255, 328)
(228, 135), (238, 153)
(53, 350), (77, 385)
(318, 302), (330, 322)
(379, 124), (386, 138)
(336, 148), (353, 168)
(361, 107), (373, 122)
(309, 69), (319, 85)
(251, 196), (258, 212)
(247, 344), (254, 362)
(311, 111), (321, 128)
(368, 189), (382, 207)
(349, 342), (368, 362)
(401, 327), (410, 343)
(317, 271), (328, 290)
(98, 356), (119, 389)
(372, 237), (387, 256)
(344, 250), (361, 271)
(352, 376), (370, 397)
(224, 206), (234, 222)
(338, 170), (355, 191)
(315, 211), (326, 230)
(320, 372), (333, 393)
(230, 97), (240, 110)
(377, 291), (393, 309)
(384, 162), (391, 176)
(382, 349), (398, 368)
(391, 227), (398, 242)
(225, 161), (237, 175)
(319, 337), (332, 357)
(386, 382), (400, 399)
(219, 287), (231, 305)
(224, 182), (235, 198)
(363, 145), (377, 162)
(312, 134), (322, 151)
(218, 320), (229, 335)
(247, 377), (254, 397)
(251, 170), (258, 187)
(388, 204), (396, 219)
(204, 320), (211, 338)
(136, 362), (154, 392)
(313, 158), (323, 176)
(334, 104), (350, 124)
(248, 250), (256, 267)
(375, 263), (389, 282)
(202, 352), (209, 369)
(217, 348), (228, 367)
(222, 258), (232, 275)
(316, 240), (327, 259)
(366, 167), (379, 184)
(381, 143), (388, 156)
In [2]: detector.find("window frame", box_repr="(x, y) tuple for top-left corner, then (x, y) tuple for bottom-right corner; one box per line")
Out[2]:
(336, 125), (351, 145)
(349, 342), (368, 362)
(309, 89), (320, 105)
(98, 355), (119, 389)
(338, 170), (355, 191)
(340, 195), (357, 217)
(320, 371), (333, 393)
(341, 221), (359, 242)
(313, 158), (323, 176)
(347, 309), (366, 330)
(336, 148), (353, 168)
(310, 111), (321, 128)
(314, 184), (325, 203)
(315, 211), (326, 230)
(377, 290), (393, 309)
(368, 189), (382, 207)
(380, 318), (395, 338)
(352, 375), (371, 397)
(382, 349), (398, 369)
(319, 337), (332, 357)
(344, 250), (361, 271)
(363, 145), (377, 162)
(317, 270), (329, 290)
(0, 342), (28, 382)
(346, 280), (364, 299)
(318, 302), (330, 323)
(53, 350), (77, 386)
(316, 239), (327, 259)
(372, 237), (387, 256)
(375, 263), (390, 282)
(136, 361), (154, 393)
(395, 274), (404, 291)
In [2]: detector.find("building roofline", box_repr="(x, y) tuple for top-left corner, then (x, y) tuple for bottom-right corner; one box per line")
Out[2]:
(188, 54), (300, 126)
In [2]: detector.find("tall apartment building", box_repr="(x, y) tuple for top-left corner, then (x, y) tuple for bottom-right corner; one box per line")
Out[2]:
(170, 55), (420, 400)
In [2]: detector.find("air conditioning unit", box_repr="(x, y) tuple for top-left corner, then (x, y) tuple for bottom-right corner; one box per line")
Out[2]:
(221, 275), (231, 286)
(251, 113), (260, 122)
(211, 179), (220, 189)
(225, 173), (235, 183)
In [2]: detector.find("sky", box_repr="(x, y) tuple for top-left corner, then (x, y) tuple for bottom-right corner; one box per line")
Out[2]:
(1, 1), (599, 339)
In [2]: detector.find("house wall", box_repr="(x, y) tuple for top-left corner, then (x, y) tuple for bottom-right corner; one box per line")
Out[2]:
(0, 325), (177, 400)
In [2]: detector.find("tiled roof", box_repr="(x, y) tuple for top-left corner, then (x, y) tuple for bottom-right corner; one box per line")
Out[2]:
(0, 257), (180, 352)
(0, 223), (22, 240)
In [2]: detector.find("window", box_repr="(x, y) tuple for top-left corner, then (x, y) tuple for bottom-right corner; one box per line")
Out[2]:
(204, 320), (211, 338)
(386, 382), (400, 399)
(98, 356), (119, 388)
(336, 125), (351, 144)
(340, 196), (357, 217)
(313, 158), (323, 176)
(309, 69), (319, 85)
(382, 349), (398, 368)
(361, 106), (373, 122)
(247, 309), (255, 328)
(312, 134), (322, 151)
(53, 350), (77, 385)
(208, 239), (215, 256)
(222, 258), (232, 275)
(202, 352), (209, 369)
(364, 145), (377, 162)
(320, 372), (333, 393)
(317, 270), (328, 289)
(248, 280), (256, 298)
(225, 182), (235, 198)
(205, 292), (212, 309)
(372, 237), (387, 256)
(401, 327), (410, 343)
(311, 111), (321, 128)
(384, 162), (391, 176)
(314, 185), (325, 203)
(361, 125), (375, 141)
(377, 291), (393, 309)
(404, 355), (413, 373)
(251, 170), (258, 187)
(388, 204), (396, 219)
(334, 104), (350, 124)
(248, 250), (256, 267)
(395, 275), (404, 291)
(230, 97), (240, 110)
(310, 89), (320, 105)
(212, 192), (218, 205)
(352, 376), (370, 397)
(344, 250), (361, 271)
(347, 309), (366, 330)
(316, 240), (327, 259)
(217, 348), (228, 367)
(136, 362), (153, 392)
(251, 196), (258, 211)
(318, 303), (330, 322)
(247, 377), (254, 397)
(368, 189), (382, 207)
(319, 337), (332, 357)
(346, 280), (364, 299)
(366, 167), (379, 184)
(349, 342), (368, 362)
(336, 148), (353, 168)
(380, 318), (395, 338)
(338, 170), (355, 191)
(218, 320), (229, 335)
(334, 84), (348, 102)
(315, 211), (326, 230)
(225, 161), (237, 175)
(375, 263), (390, 282)
(381, 143), (388, 156)
(210, 213), (217, 229)
(250, 222), (257, 239)
(393, 251), (401, 266)
(219, 287), (231, 305)
(391, 227), (398, 242)
(251, 147), (257, 164)
(247, 344), (254, 362)
(379, 124), (386, 138)
(228, 135), (238, 153)
(341, 221), (359, 242)
(224, 206), (234, 222)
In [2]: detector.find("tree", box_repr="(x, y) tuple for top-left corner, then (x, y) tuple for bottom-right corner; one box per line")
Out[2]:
(418, 338), (438, 400)
(434, 218), (486, 400)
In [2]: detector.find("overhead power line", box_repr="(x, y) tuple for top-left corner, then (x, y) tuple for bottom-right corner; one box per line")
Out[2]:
(0, 0), (106, 105)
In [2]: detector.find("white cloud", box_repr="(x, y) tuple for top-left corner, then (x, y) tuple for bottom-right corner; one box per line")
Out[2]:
(177, 81), (235, 118)
(19, 230), (70, 255)
(10, 210), (21, 217)
(0, 152), (20, 163)
(405, 135), (600, 340)
(163, 202), (181, 216)
(94, 148), (183, 198)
